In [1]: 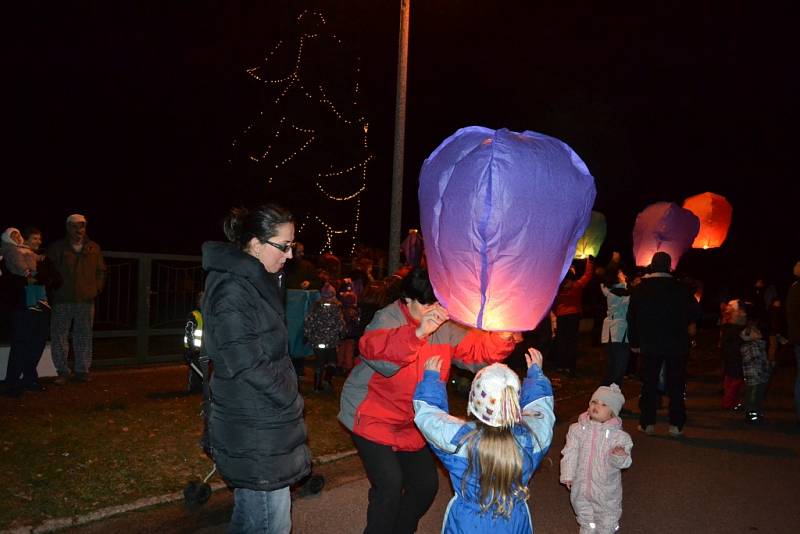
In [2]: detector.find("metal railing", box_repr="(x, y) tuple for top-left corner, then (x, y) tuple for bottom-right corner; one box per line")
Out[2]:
(90, 251), (387, 367)
(93, 251), (203, 367)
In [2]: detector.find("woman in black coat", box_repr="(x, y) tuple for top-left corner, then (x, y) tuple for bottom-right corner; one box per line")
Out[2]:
(202, 205), (311, 533)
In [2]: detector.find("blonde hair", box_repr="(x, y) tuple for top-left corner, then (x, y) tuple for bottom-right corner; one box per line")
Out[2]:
(461, 386), (530, 519)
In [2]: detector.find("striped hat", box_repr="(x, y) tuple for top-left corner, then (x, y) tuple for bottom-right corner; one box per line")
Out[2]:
(468, 363), (522, 428)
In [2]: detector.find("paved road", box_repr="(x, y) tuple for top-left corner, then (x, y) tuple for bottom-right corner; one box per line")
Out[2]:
(58, 354), (800, 534)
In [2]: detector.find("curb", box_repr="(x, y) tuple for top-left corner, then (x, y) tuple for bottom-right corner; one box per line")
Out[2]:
(1, 450), (359, 534)
(4, 389), (582, 534)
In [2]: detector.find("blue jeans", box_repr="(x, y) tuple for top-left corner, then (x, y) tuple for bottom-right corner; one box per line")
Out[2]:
(795, 345), (800, 421)
(229, 486), (291, 534)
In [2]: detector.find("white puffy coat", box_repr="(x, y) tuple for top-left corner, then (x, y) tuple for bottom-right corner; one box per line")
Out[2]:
(560, 412), (633, 533)
(600, 283), (630, 343)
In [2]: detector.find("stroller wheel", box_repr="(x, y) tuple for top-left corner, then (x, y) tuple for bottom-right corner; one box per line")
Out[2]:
(183, 480), (212, 508)
(298, 474), (325, 496)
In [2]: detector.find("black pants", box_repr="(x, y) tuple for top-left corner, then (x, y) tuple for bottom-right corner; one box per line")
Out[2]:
(313, 347), (337, 371)
(352, 432), (439, 534)
(554, 314), (580, 372)
(603, 342), (630, 387)
(6, 309), (49, 387)
(639, 352), (687, 429)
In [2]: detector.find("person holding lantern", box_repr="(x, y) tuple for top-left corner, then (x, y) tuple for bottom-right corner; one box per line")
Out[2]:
(338, 267), (516, 534)
(627, 252), (701, 437)
(553, 256), (595, 376)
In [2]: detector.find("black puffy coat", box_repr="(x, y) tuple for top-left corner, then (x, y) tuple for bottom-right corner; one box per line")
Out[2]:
(201, 242), (311, 491)
(627, 274), (701, 355)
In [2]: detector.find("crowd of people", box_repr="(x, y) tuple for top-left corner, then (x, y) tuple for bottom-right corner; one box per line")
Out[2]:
(2, 204), (799, 533)
(192, 203), (799, 533)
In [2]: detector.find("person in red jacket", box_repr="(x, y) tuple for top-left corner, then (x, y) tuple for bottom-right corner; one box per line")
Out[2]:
(553, 256), (594, 376)
(338, 267), (515, 534)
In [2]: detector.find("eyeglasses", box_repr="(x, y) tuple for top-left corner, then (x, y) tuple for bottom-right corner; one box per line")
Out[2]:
(264, 240), (295, 253)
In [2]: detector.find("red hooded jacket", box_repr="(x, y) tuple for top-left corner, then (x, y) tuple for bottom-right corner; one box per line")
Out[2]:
(338, 299), (514, 451)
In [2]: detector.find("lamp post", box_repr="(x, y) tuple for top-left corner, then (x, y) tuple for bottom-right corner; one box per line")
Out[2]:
(388, 0), (410, 275)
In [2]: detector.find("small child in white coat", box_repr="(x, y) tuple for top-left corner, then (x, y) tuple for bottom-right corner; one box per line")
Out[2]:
(560, 384), (633, 534)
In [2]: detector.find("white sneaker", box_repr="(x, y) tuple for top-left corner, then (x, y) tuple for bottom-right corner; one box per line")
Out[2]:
(637, 424), (655, 435)
(668, 425), (683, 437)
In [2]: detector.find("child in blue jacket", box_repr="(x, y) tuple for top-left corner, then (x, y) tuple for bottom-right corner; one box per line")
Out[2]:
(413, 348), (555, 533)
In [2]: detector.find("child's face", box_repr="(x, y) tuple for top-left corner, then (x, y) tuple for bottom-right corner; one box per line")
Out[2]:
(589, 399), (615, 423)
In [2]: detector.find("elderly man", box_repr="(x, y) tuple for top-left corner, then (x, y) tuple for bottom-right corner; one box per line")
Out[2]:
(47, 214), (106, 384)
(627, 252), (700, 437)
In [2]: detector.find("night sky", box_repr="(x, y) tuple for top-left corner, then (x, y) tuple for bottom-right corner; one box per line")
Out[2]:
(6, 1), (798, 298)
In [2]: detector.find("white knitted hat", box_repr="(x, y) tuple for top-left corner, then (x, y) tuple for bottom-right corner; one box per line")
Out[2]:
(591, 383), (625, 416)
(467, 363), (522, 428)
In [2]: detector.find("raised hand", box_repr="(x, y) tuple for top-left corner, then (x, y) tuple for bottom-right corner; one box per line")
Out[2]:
(415, 303), (449, 339)
(611, 446), (627, 456)
(525, 347), (543, 369)
(424, 355), (442, 373)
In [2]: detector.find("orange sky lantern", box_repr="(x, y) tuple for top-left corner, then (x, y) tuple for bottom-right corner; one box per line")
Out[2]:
(682, 192), (733, 249)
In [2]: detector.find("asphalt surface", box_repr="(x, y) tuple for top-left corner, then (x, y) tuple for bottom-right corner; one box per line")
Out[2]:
(38, 351), (800, 534)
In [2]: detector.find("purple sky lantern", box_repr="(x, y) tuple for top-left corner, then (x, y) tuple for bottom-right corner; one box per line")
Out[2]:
(632, 202), (700, 270)
(418, 126), (596, 331)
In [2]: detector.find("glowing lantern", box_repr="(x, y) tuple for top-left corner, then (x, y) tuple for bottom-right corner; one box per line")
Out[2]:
(401, 228), (424, 266)
(682, 192), (733, 249)
(418, 126), (596, 332)
(574, 211), (606, 259)
(632, 202), (700, 270)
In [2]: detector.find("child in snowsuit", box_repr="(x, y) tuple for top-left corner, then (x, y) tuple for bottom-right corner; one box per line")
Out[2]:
(741, 321), (771, 423)
(1, 227), (49, 311)
(413, 349), (555, 533)
(720, 299), (747, 409)
(304, 282), (345, 391)
(336, 289), (360, 375)
(561, 384), (633, 534)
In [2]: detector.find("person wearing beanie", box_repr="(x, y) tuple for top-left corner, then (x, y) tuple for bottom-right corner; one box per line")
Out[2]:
(627, 251), (701, 437)
(561, 383), (633, 534)
(413, 349), (555, 533)
(649, 251), (672, 273)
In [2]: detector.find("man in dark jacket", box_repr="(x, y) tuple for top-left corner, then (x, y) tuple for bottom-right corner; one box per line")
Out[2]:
(47, 214), (106, 384)
(628, 251), (700, 437)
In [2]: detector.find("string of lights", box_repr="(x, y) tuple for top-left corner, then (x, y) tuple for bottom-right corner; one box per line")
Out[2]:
(230, 9), (370, 255)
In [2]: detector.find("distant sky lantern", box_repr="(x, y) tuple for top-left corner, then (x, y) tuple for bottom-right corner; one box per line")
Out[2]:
(632, 202), (700, 270)
(574, 211), (606, 259)
(418, 126), (596, 332)
(401, 228), (424, 267)
(682, 192), (733, 249)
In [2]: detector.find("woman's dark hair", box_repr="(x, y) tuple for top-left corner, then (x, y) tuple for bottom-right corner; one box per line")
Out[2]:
(223, 205), (293, 249)
(21, 226), (42, 240)
(400, 267), (437, 305)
